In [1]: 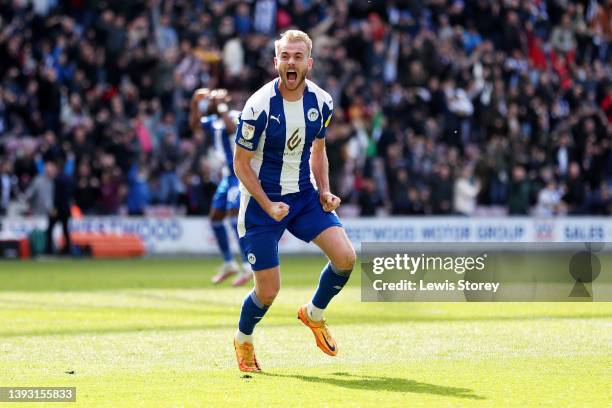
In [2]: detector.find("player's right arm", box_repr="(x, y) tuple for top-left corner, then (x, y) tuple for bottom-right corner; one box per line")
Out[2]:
(234, 98), (289, 222)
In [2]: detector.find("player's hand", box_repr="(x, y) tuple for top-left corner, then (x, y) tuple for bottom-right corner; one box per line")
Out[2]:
(192, 88), (209, 102)
(211, 88), (231, 103)
(320, 192), (341, 212)
(191, 88), (210, 109)
(266, 201), (290, 222)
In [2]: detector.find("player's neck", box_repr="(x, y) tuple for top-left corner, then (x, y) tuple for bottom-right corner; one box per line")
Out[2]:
(277, 79), (305, 102)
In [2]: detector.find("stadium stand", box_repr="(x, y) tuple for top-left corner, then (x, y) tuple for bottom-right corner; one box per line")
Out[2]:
(0, 0), (611, 219)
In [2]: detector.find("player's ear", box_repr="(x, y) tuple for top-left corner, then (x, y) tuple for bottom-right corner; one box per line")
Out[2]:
(274, 56), (279, 69)
(307, 57), (313, 71)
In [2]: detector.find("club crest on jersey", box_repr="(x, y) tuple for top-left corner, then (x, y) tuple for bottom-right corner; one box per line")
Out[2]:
(242, 123), (255, 140)
(247, 253), (256, 264)
(307, 108), (319, 121)
(287, 129), (301, 151)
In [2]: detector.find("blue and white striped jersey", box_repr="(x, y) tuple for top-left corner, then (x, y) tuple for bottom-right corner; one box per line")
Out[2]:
(235, 78), (334, 196)
(201, 111), (240, 177)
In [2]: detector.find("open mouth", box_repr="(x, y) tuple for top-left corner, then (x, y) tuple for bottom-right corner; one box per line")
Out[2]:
(286, 70), (297, 82)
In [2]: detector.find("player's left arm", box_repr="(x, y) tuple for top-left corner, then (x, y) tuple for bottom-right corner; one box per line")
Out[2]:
(311, 137), (340, 212)
(311, 95), (339, 212)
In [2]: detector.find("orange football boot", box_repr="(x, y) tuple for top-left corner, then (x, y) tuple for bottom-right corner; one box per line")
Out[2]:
(297, 305), (338, 356)
(233, 338), (261, 372)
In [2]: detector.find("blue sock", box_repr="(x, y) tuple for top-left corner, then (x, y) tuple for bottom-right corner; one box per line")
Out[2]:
(311, 262), (351, 309)
(230, 216), (249, 264)
(211, 221), (233, 262)
(238, 290), (269, 335)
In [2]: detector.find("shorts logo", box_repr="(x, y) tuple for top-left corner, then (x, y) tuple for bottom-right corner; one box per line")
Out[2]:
(242, 123), (255, 140)
(287, 129), (301, 151)
(307, 108), (319, 121)
(247, 253), (256, 265)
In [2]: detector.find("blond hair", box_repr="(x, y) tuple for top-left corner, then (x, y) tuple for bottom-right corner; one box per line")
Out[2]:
(274, 30), (312, 57)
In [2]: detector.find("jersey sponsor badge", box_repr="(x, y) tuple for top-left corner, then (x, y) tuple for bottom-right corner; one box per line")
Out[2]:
(237, 138), (253, 149)
(307, 108), (319, 121)
(242, 123), (255, 140)
(287, 129), (301, 151)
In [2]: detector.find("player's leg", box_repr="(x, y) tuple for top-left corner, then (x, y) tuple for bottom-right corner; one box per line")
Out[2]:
(234, 266), (279, 372)
(294, 226), (355, 356)
(309, 226), (356, 320)
(60, 212), (72, 255)
(46, 214), (58, 254)
(230, 206), (252, 273)
(233, 227), (283, 372)
(229, 206), (253, 286)
(287, 189), (355, 356)
(236, 265), (279, 343)
(225, 180), (253, 286)
(210, 177), (239, 283)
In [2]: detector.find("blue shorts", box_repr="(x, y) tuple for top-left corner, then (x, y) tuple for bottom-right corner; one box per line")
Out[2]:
(211, 175), (240, 212)
(237, 188), (342, 271)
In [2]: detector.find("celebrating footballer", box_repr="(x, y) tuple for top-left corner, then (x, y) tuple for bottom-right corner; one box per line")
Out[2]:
(232, 29), (356, 372)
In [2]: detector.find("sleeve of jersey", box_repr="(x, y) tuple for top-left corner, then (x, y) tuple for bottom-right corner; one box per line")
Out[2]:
(235, 109), (267, 151)
(317, 98), (334, 139)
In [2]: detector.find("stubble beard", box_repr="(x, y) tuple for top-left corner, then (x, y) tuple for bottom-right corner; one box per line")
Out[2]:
(280, 68), (307, 91)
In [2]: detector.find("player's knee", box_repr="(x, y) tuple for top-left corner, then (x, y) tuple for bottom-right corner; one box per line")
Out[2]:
(334, 246), (356, 273)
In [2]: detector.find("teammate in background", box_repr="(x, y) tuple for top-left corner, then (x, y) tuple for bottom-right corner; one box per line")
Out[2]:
(232, 30), (356, 372)
(189, 88), (253, 286)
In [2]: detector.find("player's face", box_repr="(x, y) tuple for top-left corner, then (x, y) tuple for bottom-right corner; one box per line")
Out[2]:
(274, 41), (312, 91)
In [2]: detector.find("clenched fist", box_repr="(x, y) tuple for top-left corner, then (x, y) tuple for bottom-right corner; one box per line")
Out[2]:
(192, 88), (210, 102)
(319, 191), (341, 212)
(266, 201), (290, 222)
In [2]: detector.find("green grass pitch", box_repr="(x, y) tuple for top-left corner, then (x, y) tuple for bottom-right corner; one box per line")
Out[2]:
(0, 257), (610, 407)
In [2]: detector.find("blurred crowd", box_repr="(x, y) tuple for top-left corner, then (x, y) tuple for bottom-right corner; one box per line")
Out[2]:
(0, 0), (611, 218)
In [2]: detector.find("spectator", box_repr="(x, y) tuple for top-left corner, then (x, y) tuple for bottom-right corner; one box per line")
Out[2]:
(453, 165), (481, 216)
(26, 161), (56, 216)
(550, 13), (576, 55)
(563, 162), (587, 214)
(157, 132), (182, 205)
(126, 163), (150, 216)
(507, 166), (531, 215)
(74, 161), (100, 215)
(431, 164), (454, 214)
(0, 160), (13, 215)
(357, 177), (382, 217)
(535, 181), (566, 217)
(98, 168), (122, 215)
(47, 158), (75, 255)
(0, 0), (610, 218)
(389, 169), (412, 215)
